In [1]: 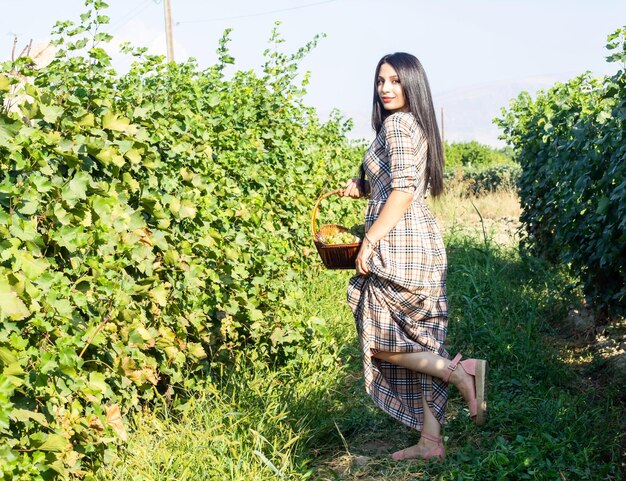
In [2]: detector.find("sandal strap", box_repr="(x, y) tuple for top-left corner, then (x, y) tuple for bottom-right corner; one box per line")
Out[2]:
(420, 432), (442, 444)
(443, 353), (463, 383)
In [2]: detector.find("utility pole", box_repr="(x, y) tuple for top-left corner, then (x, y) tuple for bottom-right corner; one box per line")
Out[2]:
(441, 106), (445, 161)
(164, 0), (174, 62)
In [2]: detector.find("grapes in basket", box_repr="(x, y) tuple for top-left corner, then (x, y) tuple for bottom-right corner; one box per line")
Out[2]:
(319, 226), (361, 245)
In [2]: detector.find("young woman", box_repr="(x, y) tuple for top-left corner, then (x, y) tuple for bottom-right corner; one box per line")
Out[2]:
(341, 52), (487, 461)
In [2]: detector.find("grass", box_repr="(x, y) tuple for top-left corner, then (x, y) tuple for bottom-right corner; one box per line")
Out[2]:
(95, 273), (360, 481)
(97, 194), (626, 481)
(430, 183), (522, 224)
(428, 183), (522, 247)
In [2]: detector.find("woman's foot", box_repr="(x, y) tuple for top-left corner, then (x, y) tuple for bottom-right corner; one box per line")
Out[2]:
(389, 432), (445, 461)
(445, 353), (488, 426)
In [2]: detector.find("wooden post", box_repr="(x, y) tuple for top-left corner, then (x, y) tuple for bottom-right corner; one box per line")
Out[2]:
(441, 106), (445, 161)
(164, 0), (174, 62)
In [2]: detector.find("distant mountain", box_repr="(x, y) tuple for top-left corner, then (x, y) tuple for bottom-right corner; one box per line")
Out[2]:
(344, 77), (570, 147)
(432, 78), (563, 147)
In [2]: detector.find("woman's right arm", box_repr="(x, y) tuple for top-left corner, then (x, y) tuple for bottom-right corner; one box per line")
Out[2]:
(341, 177), (370, 198)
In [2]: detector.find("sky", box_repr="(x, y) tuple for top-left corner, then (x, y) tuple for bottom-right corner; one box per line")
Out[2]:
(1, 0), (625, 146)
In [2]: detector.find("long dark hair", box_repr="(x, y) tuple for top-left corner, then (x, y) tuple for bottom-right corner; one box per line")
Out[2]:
(365, 52), (444, 197)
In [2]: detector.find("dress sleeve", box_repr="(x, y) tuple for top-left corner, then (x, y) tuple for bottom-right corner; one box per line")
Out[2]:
(384, 113), (419, 194)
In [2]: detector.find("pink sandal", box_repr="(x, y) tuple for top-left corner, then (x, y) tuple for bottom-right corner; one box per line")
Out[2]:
(443, 353), (488, 426)
(390, 432), (446, 461)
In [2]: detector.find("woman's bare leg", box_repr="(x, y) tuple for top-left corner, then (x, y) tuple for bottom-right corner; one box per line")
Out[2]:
(374, 350), (476, 460)
(374, 351), (476, 408)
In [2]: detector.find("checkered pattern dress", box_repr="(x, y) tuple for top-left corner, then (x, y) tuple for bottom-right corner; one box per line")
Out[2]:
(347, 112), (449, 431)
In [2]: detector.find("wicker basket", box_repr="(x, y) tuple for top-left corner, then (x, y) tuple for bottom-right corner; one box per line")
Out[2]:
(311, 189), (361, 269)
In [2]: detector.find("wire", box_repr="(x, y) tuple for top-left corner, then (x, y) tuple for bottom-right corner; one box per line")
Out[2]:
(109, 0), (154, 32)
(109, 0), (156, 33)
(176, 0), (339, 25)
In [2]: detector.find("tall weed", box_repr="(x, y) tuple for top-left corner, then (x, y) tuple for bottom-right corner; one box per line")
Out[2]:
(99, 231), (625, 480)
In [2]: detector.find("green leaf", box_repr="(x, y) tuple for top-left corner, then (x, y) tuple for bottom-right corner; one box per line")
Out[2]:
(207, 93), (220, 107)
(95, 146), (113, 166)
(127, 211), (146, 230)
(82, 324), (106, 348)
(62, 171), (91, 204)
(9, 409), (48, 427)
(13, 251), (49, 280)
(4, 361), (24, 376)
(117, 140), (134, 153)
(48, 297), (73, 318)
(128, 329), (145, 346)
(102, 111), (135, 133)
(0, 118), (20, 145)
(24, 83), (39, 99)
(39, 352), (59, 374)
(31, 174), (53, 193)
(40, 105), (64, 123)
(35, 433), (70, 452)
(150, 285), (169, 307)
(53, 203), (71, 225)
(248, 307), (263, 321)
(111, 152), (126, 168)
(95, 146), (125, 167)
(88, 371), (110, 396)
(179, 200), (197, 219)
(9, 217), (39, 242)
(51, 225), (88, 252)
(0, 292), (30, 320)
(187, 342), (207, 361)
(0, 75), (10, 91)
(122, 172), (140, 192)
(169, 197), (181, 217)
(18, 200), (39, 215)
(0, 347), (18, 366)
(125, 147), (142, 164)
(596, 196), (610, 215)
(77, 112), (95, 127)
(92, 195), (114, 217)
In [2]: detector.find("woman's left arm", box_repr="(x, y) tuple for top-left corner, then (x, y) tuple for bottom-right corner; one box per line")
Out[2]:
(355, 189), (413, 275)
(355, 113), (419, 275)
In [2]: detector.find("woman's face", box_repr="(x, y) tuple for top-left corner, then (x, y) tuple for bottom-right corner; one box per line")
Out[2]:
(377, 63), (408, 113)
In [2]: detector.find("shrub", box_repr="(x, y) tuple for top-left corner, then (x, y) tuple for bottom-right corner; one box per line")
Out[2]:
(496, 26), (626, 319)
(444, 140), (514, 170)
(445, 164), (522, 196)
(0, 2), (364, 478)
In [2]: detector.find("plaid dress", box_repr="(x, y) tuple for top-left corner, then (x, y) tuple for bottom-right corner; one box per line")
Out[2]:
(347, 112), (449, 430)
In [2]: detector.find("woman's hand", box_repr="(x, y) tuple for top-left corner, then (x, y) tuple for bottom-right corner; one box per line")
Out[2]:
(355, 239), (374, 275)
(341, 177), (366, 198)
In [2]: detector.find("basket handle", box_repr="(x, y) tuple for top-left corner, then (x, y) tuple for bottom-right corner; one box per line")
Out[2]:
(311, 188), (342, 237)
